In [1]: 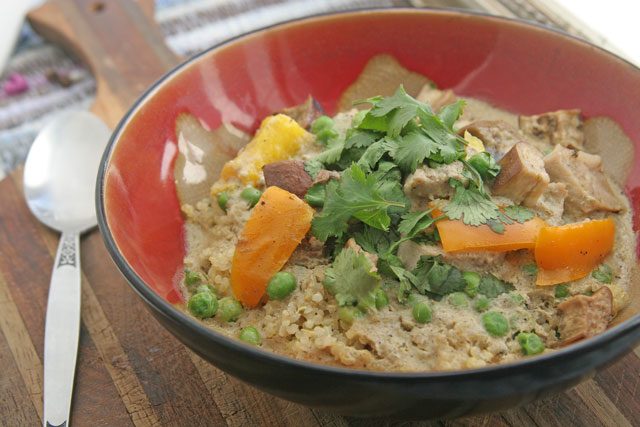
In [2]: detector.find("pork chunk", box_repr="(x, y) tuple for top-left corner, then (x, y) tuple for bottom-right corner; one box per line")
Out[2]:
(458, 120), (523, 159)
(492, 142), (549, 206)
(544, 145), (624, 215)
(278, 95), (325, 130)
(530, 182), (567, 225)
(262, 160), (313, 198)
(557, 287), (613, 345)
(403, 162), (467, 202)
(519, 109), (584, 150)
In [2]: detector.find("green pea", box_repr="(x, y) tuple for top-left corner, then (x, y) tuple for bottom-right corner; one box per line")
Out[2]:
(217, 192), (230, 212)
(412, 302), (432, 324)
(555, 284), (569, 298)
(462, 271), (481, 297)
(188, 292), (218, 318)
(338, 306), (365, 324)
(448, 292), (468, 308)
(517, 332), (545, 355)
(474, 295), (490, 312)
(311, 116), (338, 143)
(266, 271), (297, 300)
(196, 283), (216, 295)
(240, 187), (262, 208)
(317, 128), (339, 143)
(184, 269), (203, 287)
(218, 297), (243, 322)
(238, 326), (261, 345)
(482, 311), (508, 337)
(375, 289), (389, 309)
(311, 115), (334, 133)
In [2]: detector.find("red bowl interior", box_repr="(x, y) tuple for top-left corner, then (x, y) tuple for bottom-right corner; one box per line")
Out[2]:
(101, 9), (640, 303)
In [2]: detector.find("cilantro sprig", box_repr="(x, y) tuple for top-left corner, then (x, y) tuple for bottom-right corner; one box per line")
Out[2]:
(322, 247), (381, 311)
(311, 163), (406, 241)
(304, 85), (530, 310)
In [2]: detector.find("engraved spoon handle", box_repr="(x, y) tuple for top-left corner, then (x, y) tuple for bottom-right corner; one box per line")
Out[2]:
(43, 231), (81, 427)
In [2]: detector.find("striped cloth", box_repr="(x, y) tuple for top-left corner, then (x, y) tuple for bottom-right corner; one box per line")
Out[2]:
(0, 0), (397, 180)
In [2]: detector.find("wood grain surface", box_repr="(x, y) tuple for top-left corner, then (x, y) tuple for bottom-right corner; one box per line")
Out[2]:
(2, 0), (640, 425)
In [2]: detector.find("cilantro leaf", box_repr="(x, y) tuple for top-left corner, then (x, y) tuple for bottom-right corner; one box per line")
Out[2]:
(360, 86), (433, 137)
(411, 229), (440, 245)
(354, 225), (397, 255)
(304, 160), (323, 180)
(305, 182), (326, 207)
(356, 140), (387, 173)
(388, 264), (417, 303)
(312, 137), (344, 165)
(468, 151), (502, 181)
(387, 106), (419, 137)
(443, 179), (502, 226)
(375, 178), (409, 218)
(397, 210), (436, 236)
(486, 219), (506, 234)
(322, 247), (381, 311)
(437, 100), (466, 130)
(358, 113), (388, 132)
(416, 110), (465, 164)
(412, 255), (466, 296)
(392, 130), (439, 174)
(311, 163), (406, 240)
(372, 160), (402, 183)
(345, 129), (379, 149)
(478, 274), (515, 298)
(335, 146), (367, 171)
(503, 205), (534, 223)
(367, 86), (433, 118)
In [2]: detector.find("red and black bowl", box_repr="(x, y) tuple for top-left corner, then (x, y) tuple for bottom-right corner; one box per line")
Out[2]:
(96, 8), (640, 419)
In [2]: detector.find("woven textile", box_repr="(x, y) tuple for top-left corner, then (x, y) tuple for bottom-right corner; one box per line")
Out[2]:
(0, 0), (396, 179)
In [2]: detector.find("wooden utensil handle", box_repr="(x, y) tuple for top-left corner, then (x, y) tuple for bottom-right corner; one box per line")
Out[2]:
(27, 0), (182, 128)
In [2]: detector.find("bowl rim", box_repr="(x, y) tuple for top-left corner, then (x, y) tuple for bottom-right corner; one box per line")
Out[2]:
(96, 6), (640, 382)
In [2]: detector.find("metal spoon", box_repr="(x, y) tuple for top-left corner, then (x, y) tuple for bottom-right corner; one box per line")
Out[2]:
(23, 111), (111, 427)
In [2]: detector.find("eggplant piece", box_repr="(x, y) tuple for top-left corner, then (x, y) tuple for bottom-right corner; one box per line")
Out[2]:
(278, 95), (325, 130)
(492, 142), (549, 206)
(262, 159), (314, 199)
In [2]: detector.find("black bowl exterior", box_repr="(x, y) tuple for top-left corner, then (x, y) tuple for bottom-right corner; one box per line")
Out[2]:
(138, 285), (639, 419)
(116, 259), (640, 419)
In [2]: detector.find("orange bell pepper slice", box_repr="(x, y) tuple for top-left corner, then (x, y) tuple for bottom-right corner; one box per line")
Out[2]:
(231, 186), (314, 307)
(534, 218), (615, 286)
(431, 206), (547, 253)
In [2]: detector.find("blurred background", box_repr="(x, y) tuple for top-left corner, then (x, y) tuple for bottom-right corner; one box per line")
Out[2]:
(1, 0), (638, 181)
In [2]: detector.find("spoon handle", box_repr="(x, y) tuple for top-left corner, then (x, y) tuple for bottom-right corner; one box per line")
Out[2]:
(43, 231), (81, 427)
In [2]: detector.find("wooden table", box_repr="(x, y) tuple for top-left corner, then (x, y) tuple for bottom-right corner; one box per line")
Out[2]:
(1, 0), (639, 425)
